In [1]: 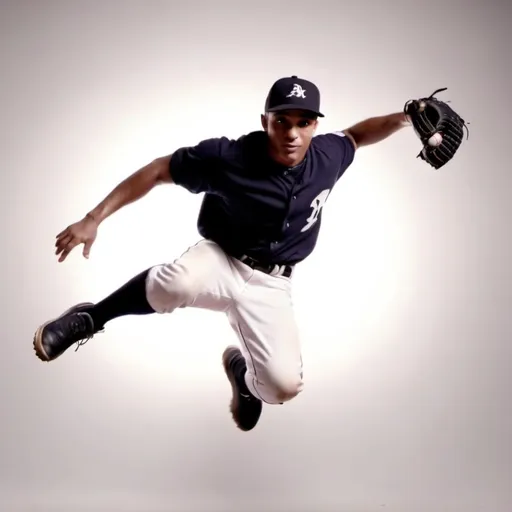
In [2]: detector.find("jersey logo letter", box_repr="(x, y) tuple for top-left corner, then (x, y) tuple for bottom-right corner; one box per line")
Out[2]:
(301, 189), (330, 233)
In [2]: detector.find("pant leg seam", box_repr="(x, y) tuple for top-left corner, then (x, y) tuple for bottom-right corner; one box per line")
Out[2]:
(224, 261), (268, 402)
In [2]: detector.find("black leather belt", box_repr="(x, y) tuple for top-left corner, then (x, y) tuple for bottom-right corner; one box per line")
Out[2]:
(238, 255), (293, 278)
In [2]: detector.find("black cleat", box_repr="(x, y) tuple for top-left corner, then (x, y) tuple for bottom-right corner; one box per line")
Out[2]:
(222, 345), (262, 431)
(33, 302), (101, 362)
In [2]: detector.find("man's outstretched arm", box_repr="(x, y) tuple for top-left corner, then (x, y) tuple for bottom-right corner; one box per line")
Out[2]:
(55, 135), (225, 262)
(55, 154), (174, 262)
(343, 112), (410, 149)
(87, 154), (174, 225)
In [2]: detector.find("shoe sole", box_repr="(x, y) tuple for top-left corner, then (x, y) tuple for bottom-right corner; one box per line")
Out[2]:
(33, 302), (94, 362)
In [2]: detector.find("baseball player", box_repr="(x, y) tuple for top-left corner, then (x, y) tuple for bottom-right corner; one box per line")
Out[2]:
(33, 75), (461, 432)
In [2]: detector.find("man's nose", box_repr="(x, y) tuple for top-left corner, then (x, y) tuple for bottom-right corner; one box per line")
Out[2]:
(286, 127), (299, 140)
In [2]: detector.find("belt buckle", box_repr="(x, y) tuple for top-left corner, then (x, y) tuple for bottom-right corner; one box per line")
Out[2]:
(269, 264), (282, 276)
(240, 255), (290, 277)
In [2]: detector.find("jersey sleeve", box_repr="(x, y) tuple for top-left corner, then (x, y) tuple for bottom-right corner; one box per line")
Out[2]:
(317, 130), (356, 181)
(169, 137), (230, 194)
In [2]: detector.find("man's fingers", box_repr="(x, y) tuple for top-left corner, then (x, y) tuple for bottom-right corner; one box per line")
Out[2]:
(55, 235), (73, 255)
(56, 234), (72, 251)
(55, 232), (72, 248)
(57, 238), (79, 261)
(58, 250), (70, 263)
(56, 227), (70, 239)
(58, 245), (75, 262)
(82, 239), (93, 259)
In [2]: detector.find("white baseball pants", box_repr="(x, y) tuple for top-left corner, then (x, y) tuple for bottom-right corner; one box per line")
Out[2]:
(145, 239), (304, 405)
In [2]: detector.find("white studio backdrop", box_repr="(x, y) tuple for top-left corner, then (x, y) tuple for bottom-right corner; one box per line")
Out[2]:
(1, 0), (511, 511)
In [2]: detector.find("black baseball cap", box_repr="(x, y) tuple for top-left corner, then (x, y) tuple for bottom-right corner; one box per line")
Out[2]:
(264, 75), (324, 117)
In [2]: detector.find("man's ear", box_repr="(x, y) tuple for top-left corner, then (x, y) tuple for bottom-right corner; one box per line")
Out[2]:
(261, 113), (268, 131)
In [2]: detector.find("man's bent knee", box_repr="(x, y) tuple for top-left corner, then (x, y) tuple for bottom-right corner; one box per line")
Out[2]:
(146, 263), (203, 313)
(275, 378), (303, 403)
(250, 370), (304, 405)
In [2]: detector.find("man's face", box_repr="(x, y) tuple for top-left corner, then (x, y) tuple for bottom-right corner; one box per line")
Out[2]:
(261, 109), (318, 167)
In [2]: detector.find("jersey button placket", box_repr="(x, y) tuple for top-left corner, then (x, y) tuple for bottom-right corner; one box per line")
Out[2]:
(288, 185), (300, 232)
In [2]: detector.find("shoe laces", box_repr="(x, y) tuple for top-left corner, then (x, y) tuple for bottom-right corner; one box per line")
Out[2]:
(66, 314), (103, 352)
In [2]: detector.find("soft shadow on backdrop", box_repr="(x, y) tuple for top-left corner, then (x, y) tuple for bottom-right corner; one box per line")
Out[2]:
(1, 0), (511, 511)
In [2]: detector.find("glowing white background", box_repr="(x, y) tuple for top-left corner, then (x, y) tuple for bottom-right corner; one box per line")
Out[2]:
(1, 0), (511, 511)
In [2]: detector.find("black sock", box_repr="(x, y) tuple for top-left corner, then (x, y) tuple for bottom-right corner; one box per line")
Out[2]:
(87, 268), (155, 328)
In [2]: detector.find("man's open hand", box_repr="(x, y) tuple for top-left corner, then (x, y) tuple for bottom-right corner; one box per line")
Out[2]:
(55, 215), (98, 262)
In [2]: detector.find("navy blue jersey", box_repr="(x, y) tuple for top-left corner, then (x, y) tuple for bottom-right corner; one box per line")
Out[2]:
(169, 130), (355, 265)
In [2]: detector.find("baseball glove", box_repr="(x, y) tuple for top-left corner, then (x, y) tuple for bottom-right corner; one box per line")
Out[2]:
(404, 88), (469, 169)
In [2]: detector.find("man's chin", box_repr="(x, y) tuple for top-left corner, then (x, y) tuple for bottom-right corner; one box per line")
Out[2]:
(279, 147), (304, 165)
